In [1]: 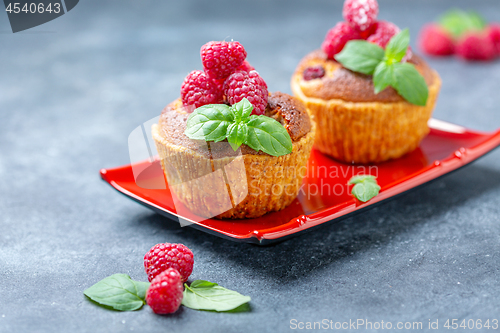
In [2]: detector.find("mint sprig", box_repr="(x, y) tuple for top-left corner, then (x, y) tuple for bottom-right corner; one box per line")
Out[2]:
(182, 280), (251, 312)
(185, 98), (293, 157)
(335, 29), (429, 106)
(349, 175), (381, 203)
(438, 9), (487, 38)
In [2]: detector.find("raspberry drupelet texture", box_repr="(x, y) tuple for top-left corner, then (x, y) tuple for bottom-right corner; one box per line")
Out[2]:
(144, 243), (194, 283)
(303, 66), (326, 81)
(201, 41), (247, 79)
(343, 0), (379, 32)
(146, 268), (184, 315)
(223, 70), (268, 115)
(418, 24), (455, 56)
(237, 60), (255, 72)
(456, 33), (496, 61)
(367, 20), (400, 48)
(322, 22), (361, 58)
(180, 70), (223, 109)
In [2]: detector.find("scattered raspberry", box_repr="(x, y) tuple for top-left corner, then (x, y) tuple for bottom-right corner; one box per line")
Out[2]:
(201, 41), (247, 79)
(321, 22), (361, 59)
(418, 24), (455, 56)
(367, 20), (400, 49)
(146, 269), (184, 315)
(180, 70), (223, 110)
(456, 32), (496, 61)
(237, 60), (255, 72)
(487, 24), (500, 55)
(223, 71), (268, 115)
(303, 66), (326, 80)
(343, 0), (379, 32)
(144, 243), (194, 283)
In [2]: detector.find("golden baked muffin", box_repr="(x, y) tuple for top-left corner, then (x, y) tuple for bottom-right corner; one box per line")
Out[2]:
(291, 0), (441, 164)
(153, 41), (315, 219)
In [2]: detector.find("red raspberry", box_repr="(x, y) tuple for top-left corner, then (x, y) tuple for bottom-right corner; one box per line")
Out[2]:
(321, 22), (361, 59)
(201, 41), (247, 79)
(456, 32), (496, 61)
(487, 24), (500, 55)
(144, 243), (194, 283)
(180, 70), (223, 110)
(367, 20), (400, 49)
(418, 24), (455, 56)
(343, 0), (379, 32)
(303, 65), (325, 80)
(223, 70), (268, 115)
(237, 60), (255, 72)
(359, 22), (378, 39)
(146, 268), (183, 315)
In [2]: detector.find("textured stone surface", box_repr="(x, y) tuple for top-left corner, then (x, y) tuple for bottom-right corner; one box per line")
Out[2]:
(1, 1), (499, 332)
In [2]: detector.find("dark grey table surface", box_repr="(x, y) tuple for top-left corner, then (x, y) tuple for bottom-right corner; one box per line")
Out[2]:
(1, 1), (500, 332)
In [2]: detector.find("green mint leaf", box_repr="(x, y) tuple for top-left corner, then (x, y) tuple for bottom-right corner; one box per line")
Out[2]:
(182, 280), (251, 312)
(439, 9), (487, 38)
(373, 61), (395, 94)
(385, 29), (410, 63)
(391, 63), (429, 106)
(231, 98), (253, 122)
(245, 115), (293, 157)
(185, 104), (234, 142)
(84, 274), (150, 311)
(335, 40), (385, 75)
(227, 122), (248, 151)
(348, 176), (380, 203)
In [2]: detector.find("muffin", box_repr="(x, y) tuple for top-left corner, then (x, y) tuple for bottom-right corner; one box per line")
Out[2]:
(153, 41), (315, 219)
(291, 0), (441, 164)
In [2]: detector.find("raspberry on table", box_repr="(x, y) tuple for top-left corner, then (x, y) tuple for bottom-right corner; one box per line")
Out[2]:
(201, 41), (247, 79)
(322, 22), (361, 59)
(418, 24), (455, 56)
(303, 66), (326, 81)
(180, 70), (223, 110)
(456, 32), (496, 61)
(367, 20), (400, 49)
(487, 24), (500, 55)
(343, 0), (379, 32)
(223, 70), (268, 115)
(146, 268), (184, 315)
(144, 243), (194, 283)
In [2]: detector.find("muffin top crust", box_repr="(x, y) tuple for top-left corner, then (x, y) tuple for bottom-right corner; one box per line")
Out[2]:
(295, 49), (436, 103)
(159, 92), (312, 159)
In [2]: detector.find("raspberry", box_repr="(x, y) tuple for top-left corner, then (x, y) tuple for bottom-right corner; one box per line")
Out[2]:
(321, 22), (361, 59)
(343, 0), (379, 32)
(418, 24), (455, 56)
(223, 70), (268, 115)
(201, 41), (247, 79)
(144, 243), (194, 283)
(146, 269), (183, 315)
(237, 60), (255, 72)
(359, 22), (378, 39)
(456, 32), (496, 61)
(180, 70), (223, 110)
(487, 24), (500, 55)
(401, 46), (413, 63)
(367, 20), (400, 49)
(303, 65), (325, 80)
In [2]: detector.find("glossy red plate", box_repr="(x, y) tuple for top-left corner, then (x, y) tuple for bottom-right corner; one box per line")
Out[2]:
(101, 119), (500, 245)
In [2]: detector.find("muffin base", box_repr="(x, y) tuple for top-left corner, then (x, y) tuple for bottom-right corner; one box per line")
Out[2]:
(291, 71), (441, 164)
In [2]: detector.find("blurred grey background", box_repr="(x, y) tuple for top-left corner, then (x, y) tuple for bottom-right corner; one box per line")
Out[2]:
(1, 1), (500, 332)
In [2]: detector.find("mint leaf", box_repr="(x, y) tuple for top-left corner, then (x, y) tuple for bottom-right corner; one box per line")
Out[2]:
(227, 122), (248, 151)
(348, 175), (380, 203)
(185, 104), (234, 142)
(373, 61), (395, 94)
(392, 63), (429, 106)
(182, 280), (251, 312)
(231, 98), (253, 122)
(245, 116), (293, 157)
(439, 9), (487, 38)
(335, 40), (385, 75)
(84, 274), (150, 311)
(385, 29), (410, 63)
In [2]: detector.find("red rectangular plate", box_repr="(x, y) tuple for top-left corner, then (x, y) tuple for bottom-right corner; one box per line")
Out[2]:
(100, 119), (500, 245)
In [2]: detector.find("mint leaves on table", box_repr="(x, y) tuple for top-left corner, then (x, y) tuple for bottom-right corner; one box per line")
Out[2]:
(335, 29), (429, 106)
(348, 175), (381, 203)
(182, 280), (251, 312)
(184, 98), (293, 157)
(438, 9), (487, 38)
(84, 274), (150, 311)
